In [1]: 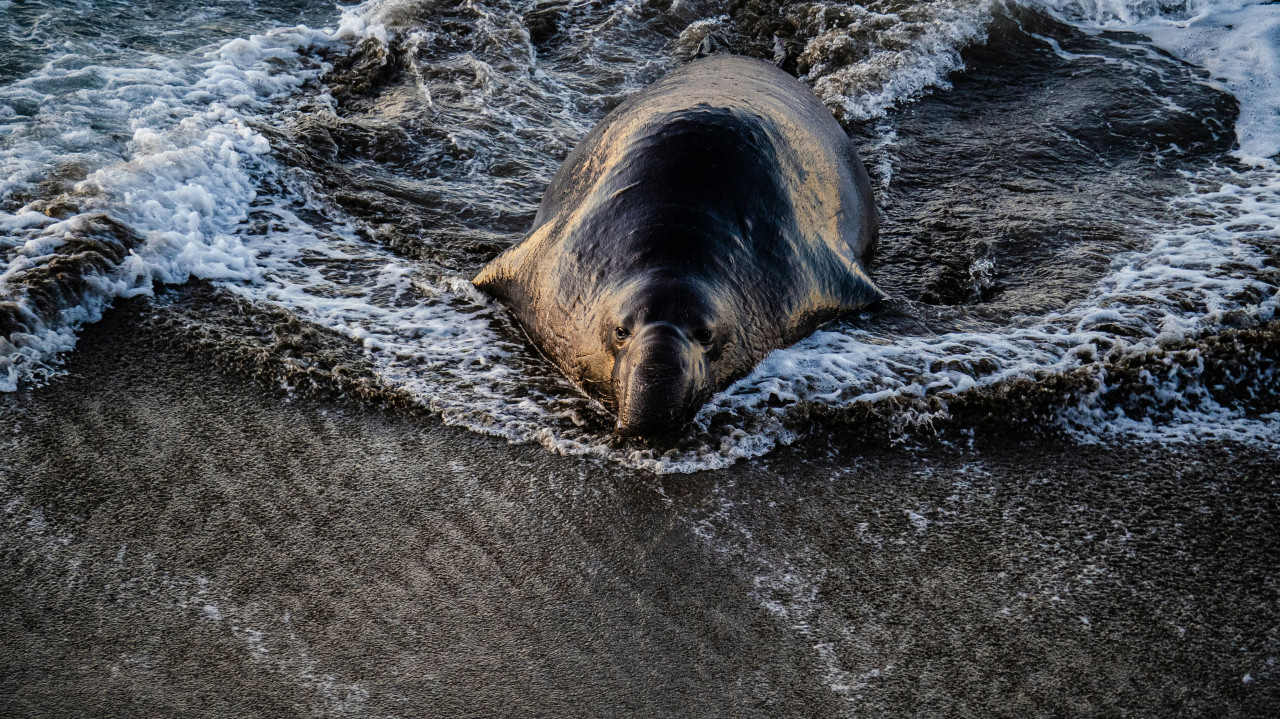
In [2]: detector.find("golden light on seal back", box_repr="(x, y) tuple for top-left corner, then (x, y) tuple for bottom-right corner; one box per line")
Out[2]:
(475, 54), (884, 437)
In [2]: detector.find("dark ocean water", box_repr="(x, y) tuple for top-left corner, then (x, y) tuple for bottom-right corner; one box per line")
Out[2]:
(1, 0), (1277, 470)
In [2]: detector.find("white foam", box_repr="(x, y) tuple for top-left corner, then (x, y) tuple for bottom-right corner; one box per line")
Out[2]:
(706, 165), (1279, 448)
(803, 0), (1002, 121)
(0, 5), (386, 391)
(1032, 0), (1280, 165)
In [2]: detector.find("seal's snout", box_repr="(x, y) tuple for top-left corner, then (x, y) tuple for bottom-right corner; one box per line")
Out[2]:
(613, 322), (711, 438)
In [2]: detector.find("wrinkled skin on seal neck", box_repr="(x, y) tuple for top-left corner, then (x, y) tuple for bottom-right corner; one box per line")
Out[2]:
(474, 54), (883, 437)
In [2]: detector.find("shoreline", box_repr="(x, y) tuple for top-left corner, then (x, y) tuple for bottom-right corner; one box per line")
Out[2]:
(2, 300), (1276, 716)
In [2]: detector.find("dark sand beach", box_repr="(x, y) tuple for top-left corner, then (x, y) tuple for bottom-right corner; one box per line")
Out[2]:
(2, 298), (1276, 717)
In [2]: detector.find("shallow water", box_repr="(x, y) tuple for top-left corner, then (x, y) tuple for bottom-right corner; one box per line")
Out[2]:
(2, 310), (1276, 716)
(0, 0), (1277, 471)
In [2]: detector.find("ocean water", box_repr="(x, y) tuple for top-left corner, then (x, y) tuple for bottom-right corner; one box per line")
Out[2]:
(1, 0), (1276, 471)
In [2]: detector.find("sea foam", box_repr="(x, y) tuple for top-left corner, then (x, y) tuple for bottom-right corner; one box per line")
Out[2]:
(0, 8), (381, 390)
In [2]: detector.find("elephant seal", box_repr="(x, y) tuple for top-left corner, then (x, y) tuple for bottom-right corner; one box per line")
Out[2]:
(474, 53), (884, 437)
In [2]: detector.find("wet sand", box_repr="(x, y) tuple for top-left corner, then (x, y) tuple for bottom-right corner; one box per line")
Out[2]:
(2, 300), (1277, 717)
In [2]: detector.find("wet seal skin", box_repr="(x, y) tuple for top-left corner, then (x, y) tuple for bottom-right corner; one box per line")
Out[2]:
(475, 54), (884, 437)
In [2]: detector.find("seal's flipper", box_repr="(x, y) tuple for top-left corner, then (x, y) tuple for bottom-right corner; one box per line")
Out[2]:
(472, 251), (514, 298)
(838, 265), (889, 313)
(473, 223), (554, 304)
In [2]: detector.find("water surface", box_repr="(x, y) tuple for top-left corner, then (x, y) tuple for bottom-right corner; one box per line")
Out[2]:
(1, 0), (1276, 470)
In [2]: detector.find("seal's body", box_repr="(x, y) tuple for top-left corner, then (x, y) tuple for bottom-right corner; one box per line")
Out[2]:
(474, 54), (883, 436)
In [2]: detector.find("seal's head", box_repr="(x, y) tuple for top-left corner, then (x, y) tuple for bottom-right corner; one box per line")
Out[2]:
(602, 274), (722, 437)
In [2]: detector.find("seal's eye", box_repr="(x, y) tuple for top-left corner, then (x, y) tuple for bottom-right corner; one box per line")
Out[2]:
(692, 328), (713, 345)
(614, 326), (631, 342)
